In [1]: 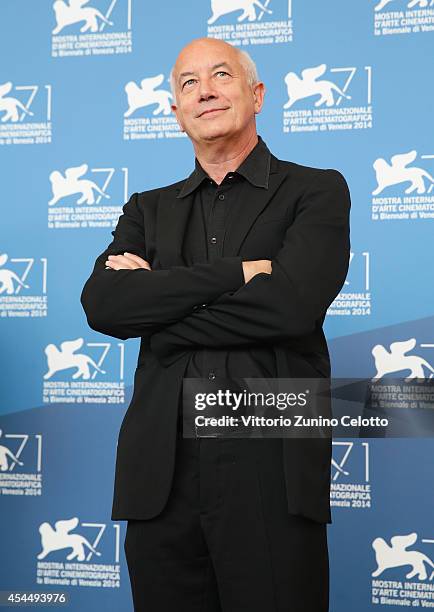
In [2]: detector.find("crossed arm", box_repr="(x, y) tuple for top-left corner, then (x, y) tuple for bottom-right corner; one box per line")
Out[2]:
(81, 170), (350, 366)
(148, 169), (351, 365)
(80, 192), (266, 340)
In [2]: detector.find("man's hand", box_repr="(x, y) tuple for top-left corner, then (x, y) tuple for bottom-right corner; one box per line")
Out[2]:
(105, 253), (271, 283)
(105, 252), (152, 270)
(242, 259), (272, 284)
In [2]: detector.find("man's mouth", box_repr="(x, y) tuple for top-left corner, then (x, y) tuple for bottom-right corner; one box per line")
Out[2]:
(198, 108), (228, 117)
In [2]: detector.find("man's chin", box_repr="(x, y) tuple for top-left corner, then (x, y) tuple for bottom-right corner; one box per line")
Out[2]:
(196, 124), (234, 142)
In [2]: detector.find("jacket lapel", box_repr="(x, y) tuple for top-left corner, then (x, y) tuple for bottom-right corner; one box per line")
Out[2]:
(222, 155), (287, 257)
(156, 153), (288, 268)
(156, 189), (193, 269)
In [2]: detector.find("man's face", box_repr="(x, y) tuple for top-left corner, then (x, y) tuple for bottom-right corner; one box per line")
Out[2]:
(171, 40), (264, 143)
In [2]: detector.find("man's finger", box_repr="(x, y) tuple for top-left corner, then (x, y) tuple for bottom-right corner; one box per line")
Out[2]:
(105, 254), (151, 270)
(105, 255), (138, 270)
(105, 260), (136, 270)
(123, 252), (152, 270)
(107, 254), (137, 266)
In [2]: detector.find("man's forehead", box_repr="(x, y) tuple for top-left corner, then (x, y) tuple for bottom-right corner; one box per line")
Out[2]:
(175, 45), (239, 76)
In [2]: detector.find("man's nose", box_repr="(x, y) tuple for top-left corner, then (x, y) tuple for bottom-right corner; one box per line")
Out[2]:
(198, 77), (218, 101)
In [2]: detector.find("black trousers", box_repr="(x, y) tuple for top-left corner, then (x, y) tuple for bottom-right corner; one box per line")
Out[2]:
(124, 432), (329, 611)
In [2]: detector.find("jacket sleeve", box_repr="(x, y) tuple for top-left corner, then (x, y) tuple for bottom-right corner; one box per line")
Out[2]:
(149, 169), (351, 365)
(80, 191), (244, 340)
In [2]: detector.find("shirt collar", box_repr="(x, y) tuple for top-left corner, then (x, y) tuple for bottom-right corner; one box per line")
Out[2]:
(176, 134), (271, 198)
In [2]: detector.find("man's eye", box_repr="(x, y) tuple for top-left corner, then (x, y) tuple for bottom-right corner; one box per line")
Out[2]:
(216, 71), (229, 77)
(182, 79), (196, 88)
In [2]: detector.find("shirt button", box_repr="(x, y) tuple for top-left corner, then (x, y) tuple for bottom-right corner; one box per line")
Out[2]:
(208, 371), (216, 380)
(218, 194), (225, 200)
(210, 236), (217, 244)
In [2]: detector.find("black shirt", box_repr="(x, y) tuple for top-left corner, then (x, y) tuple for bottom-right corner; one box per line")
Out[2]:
(176, 135), (278, 430)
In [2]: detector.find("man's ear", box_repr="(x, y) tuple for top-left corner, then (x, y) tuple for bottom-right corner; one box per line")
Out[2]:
(171, 105), (186, 133)
(253, 82), (265, 114)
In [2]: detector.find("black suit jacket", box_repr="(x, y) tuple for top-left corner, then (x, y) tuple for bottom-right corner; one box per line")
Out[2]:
(80, 149), (351, 524)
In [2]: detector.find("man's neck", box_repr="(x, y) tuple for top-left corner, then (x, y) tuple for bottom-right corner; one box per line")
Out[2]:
(194, 130), (259, 185)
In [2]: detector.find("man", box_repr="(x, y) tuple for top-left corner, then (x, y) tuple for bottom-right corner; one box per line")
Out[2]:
(81, 37), (351, 612)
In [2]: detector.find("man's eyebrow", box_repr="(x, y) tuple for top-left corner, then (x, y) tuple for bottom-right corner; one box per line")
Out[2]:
(178, 62), (233, 84)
